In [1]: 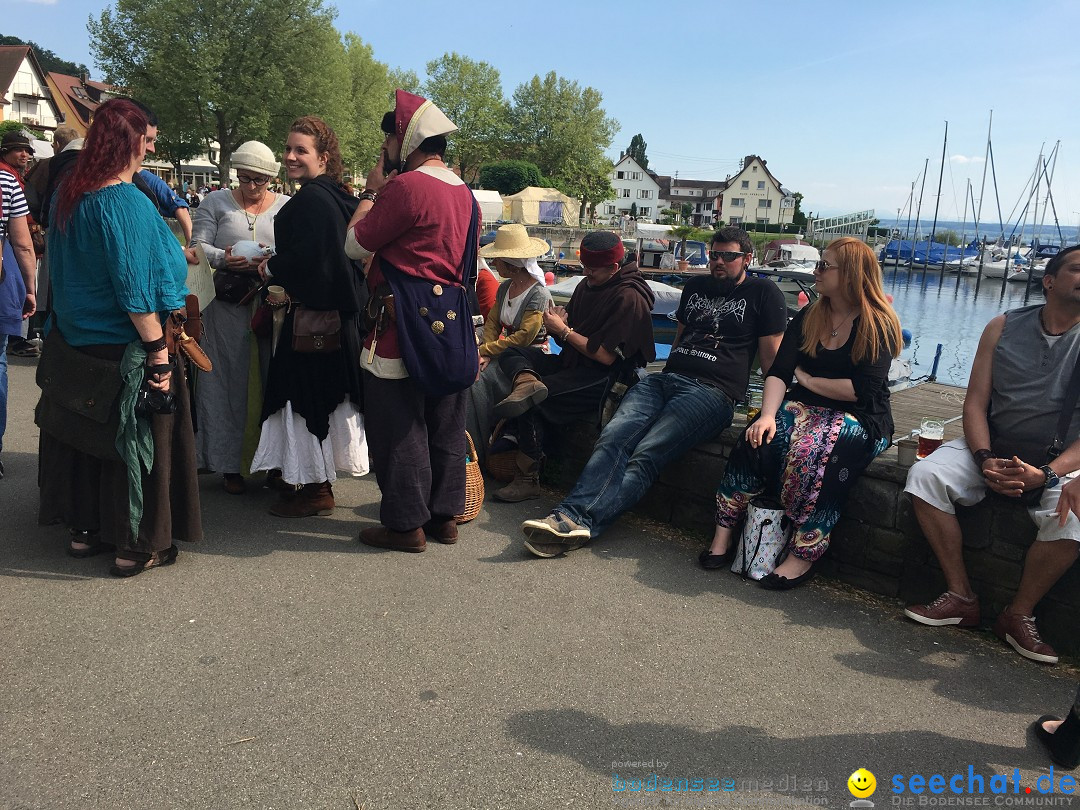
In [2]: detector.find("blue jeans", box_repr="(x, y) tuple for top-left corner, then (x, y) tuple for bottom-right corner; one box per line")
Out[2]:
(0, 333), (7, 455)
(556, 372), (735, 537)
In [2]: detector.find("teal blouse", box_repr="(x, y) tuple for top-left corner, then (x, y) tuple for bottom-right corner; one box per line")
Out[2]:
(48, 183), (188, 346)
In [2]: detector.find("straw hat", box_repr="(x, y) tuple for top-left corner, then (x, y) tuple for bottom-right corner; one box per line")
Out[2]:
(478, 224), (550, 260)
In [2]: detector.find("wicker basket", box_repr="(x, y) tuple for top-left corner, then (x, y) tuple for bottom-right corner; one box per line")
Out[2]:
(455, 431), (485, 524)
(486, 451), (518, 484)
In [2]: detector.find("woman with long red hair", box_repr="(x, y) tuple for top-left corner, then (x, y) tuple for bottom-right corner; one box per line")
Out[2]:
(703, 237), (902, 588)
(41, 97), (201, 576)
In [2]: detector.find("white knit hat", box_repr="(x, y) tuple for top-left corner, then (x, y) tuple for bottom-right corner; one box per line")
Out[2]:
(231, 141), (279, 177)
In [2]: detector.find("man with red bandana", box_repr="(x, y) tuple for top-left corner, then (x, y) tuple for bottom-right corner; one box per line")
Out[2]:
(490, 230), (656, 504)
(346, 90), (479, 554)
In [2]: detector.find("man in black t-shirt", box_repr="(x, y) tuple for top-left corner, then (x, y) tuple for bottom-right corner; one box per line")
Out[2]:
(521, 226), (787, 557)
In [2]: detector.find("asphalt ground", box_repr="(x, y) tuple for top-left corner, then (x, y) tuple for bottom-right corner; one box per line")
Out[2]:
(1, 356), (1078, 810)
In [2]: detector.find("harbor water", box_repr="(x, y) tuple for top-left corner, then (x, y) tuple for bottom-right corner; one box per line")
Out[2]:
(883, 265), (1044, 386)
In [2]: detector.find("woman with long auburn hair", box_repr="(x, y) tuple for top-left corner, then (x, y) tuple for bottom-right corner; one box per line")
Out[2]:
(249, 116), (368, 517)
(702, 237), (902, 588)
(42, 97), (201, 576)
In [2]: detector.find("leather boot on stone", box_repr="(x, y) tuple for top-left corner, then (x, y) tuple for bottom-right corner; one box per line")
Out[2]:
(493, 453), (541, 502)
(494, 371), (548, 418)
(269, 481), (335, 517)
(423, 516), (459, 544)
(359, 525), (427, 553)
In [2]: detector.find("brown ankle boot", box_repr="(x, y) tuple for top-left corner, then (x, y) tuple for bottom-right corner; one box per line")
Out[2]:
(493, 453), (541, 502)
(269, 481), (335, 517)
(494, 371), (548, 418)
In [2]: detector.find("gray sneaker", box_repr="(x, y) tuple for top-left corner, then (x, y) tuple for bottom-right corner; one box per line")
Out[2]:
(521, 513), (590, 558)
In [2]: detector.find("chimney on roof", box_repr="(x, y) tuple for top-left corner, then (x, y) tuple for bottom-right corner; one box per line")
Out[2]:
(81, 72), (89, 84)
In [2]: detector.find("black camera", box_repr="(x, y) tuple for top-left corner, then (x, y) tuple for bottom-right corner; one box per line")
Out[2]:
(134, 363), (177, 417)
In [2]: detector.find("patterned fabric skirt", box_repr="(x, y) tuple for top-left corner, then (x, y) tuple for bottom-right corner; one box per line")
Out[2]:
(715, 400), (887, 561)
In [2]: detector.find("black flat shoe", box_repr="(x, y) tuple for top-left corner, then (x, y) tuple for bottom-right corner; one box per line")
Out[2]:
(760, 567), (815, 590)
(1032, 713), (1080, 770)
(110, 545), (179, 578)
(67, 530), (113, 559)
(698, 547), (735, 570)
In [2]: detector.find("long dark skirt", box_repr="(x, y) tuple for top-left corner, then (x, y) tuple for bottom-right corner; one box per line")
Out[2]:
(38, 352), (203, 562)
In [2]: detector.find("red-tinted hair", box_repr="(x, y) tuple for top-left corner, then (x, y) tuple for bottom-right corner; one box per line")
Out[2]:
(55, 98), (148, 229)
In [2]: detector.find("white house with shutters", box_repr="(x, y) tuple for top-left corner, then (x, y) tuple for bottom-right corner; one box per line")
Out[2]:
(718, 155), (794, 228)
(0, 46), (61, 133)
(599, 154), (662, 222)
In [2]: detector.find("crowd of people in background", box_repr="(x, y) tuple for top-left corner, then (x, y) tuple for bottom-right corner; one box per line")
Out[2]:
(0, 86), (1078, 768)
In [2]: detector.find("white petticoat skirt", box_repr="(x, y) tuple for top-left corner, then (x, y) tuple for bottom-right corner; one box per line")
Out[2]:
(250, 401), (369, 484)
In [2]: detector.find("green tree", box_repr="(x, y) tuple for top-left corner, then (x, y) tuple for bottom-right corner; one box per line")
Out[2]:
(627, 133), (648, 170)
(388, 68), (423, 96)
(680, 202), (693, 222)
(342, 34), (396, 175)
(423, 53), (507, 184)
(0, 36), (90, 77)
(507, 72), (618, 183)
(89, 0), (353, 182)
(478, 160), (544, 196)
(791, 191), (807, 230)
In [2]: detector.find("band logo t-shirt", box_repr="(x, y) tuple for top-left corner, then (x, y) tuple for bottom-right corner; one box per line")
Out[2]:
(664, 274), (787, 402)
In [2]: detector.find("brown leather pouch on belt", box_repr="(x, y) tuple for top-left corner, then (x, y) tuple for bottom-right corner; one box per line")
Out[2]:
(167, 297), (213, 372)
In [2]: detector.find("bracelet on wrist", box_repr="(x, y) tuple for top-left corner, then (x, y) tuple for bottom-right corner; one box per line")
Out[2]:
(359, 190), (378, 203)
(141, 335), (167, 353)
(972, 448), (993, 468)
(563, 327), (574, 341)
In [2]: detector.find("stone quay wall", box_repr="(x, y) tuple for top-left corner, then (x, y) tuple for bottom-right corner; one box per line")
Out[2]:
(544, 420), (1080, 656)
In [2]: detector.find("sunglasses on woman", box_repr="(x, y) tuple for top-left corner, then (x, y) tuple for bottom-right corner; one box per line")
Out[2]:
(814, 260), (839, 272)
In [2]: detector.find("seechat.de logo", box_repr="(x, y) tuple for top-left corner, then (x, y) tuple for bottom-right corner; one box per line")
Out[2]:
(848, 768), (877, 807)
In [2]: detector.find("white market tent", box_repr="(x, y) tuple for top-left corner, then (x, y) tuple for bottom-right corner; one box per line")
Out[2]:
(472, 189), (504, 224)
(502, 186), (580, 226)
(634, 223), (673, 240)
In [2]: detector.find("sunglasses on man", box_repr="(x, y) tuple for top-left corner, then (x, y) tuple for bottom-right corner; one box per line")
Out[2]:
(709, 250), (747, 262)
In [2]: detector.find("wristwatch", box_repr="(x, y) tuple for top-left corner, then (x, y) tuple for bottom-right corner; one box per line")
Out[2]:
(1040, 464), (1061, 488)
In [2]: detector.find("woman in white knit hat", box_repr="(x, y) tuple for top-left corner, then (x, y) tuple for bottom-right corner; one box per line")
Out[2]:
(191, 140), (288, 494)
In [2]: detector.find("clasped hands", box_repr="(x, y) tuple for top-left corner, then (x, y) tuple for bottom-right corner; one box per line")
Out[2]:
(981, 456), (1046, 498)
(543, 304), (569, 338)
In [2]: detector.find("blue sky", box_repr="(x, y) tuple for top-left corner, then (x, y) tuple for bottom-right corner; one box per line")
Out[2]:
(7, 0), (1080, 223)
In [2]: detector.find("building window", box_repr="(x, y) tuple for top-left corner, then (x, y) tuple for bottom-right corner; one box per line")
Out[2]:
(758, 199), (772, 208)
(616, 171), (625, 179)
(757, 181), (765, 190)
(637, 189), (651, 199)
(741, 180), (749, 189)
(730, 216), (743, 224)
(730, 198), (744, 207)
(605, 205), (617, 214)
(639, 207), (650, 217)
(752, 165), (758, 172)
(620, 188), (631, 198)
(704, 202), (712, 211)
(630, 171), (642, 180)
(758, 217), (770, 224)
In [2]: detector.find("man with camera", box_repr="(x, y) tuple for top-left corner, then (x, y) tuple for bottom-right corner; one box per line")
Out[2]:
(903, 246), (1080, 664)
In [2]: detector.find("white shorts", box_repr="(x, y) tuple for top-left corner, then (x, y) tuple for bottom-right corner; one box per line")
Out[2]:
(904, 438), (1080, 543)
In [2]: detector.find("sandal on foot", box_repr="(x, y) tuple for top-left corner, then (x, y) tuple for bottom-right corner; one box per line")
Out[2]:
(67, 530), (113, 559)
(110, 545), (179, 578)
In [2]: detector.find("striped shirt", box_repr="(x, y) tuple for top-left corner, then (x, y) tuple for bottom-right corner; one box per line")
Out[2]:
(0, 169), (28, 240)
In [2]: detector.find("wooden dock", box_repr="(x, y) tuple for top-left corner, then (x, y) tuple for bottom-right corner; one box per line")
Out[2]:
(882, 381), (967, 458)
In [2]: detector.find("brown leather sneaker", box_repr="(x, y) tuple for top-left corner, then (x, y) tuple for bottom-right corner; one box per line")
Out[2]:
(903, 591), (980, 627)
(360, 526), (427, 553)
(269, 482), (334, 517)
(993, 611), (1059, 664)
(422, 518), (458, 544)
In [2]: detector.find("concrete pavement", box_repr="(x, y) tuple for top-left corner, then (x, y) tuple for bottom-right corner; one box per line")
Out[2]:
(1, 355), (1077, 810)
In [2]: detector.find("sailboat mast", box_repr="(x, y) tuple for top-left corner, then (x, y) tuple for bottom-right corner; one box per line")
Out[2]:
(924, 121), (948, 281)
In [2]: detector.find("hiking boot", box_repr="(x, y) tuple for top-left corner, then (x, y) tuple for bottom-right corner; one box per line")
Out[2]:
(223, 473), (246, 495)
(903, 591), (981, 627)
(360, 525), (426, 553)
(994, 611), (1059, 664)
(492, 453), (540, 502)
(269, 481), (334, 517)
(522, 513), (591, 558)
(494, 371), (548, 418)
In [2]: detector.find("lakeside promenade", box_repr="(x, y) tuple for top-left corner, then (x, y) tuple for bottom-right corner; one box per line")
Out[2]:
(1, 356), (1077, 809)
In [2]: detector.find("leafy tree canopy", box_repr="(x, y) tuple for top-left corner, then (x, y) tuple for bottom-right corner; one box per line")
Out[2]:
(478, 160), (545, 197)
(627, 133), (648, 170)
(423, 53), (507, 184)
(89, 0), (356, 180)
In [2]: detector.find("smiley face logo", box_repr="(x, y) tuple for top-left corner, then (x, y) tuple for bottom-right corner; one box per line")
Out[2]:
(848, 768), (876, 798)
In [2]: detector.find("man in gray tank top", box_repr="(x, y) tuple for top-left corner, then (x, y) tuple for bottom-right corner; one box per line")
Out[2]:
(901, 245), (1080, 665)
